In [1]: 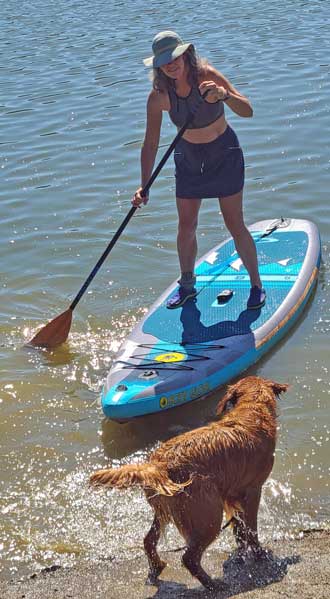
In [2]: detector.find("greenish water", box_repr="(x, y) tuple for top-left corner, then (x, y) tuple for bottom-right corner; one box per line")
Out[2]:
(1, 0), (330, 581)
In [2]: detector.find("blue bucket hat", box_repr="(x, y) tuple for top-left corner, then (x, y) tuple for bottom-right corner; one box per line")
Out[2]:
(143, 31), (193, 68)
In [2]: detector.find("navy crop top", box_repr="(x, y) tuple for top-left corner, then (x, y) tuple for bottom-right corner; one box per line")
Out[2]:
(168, 84), (224, 129)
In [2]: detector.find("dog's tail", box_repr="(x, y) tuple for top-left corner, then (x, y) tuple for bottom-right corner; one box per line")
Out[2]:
(90, 462), (191, 496)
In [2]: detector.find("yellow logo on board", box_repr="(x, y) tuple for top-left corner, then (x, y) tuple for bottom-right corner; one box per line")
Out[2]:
(155, 352), (185, 363)
(159, 396), (168, 408)
(158, 382), (210, 410)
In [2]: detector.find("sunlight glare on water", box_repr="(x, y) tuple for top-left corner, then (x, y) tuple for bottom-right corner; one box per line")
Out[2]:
(1, 0), (330, 581)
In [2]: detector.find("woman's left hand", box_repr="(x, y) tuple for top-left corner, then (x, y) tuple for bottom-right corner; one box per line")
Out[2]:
(199, 81), (228, 102)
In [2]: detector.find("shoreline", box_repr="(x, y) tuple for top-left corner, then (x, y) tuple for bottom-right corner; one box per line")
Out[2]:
(1, 528), (329, 598)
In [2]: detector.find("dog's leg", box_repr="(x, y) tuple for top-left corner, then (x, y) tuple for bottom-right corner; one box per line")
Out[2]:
(182, 542), (220, 591)
(232, 507), (247, 550)
(243, 485), (268, 557)
(179, 492), (226, 591)
(144, 516), (166, 584)
(182, 536), (228, 592)
(231, 486), (263, 558)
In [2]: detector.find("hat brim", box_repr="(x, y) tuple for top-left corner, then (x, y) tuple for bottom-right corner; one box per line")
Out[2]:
(143, 43), (193, 68)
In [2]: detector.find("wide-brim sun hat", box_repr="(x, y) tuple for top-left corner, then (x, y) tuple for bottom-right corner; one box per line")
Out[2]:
(143, 31), (193, 68)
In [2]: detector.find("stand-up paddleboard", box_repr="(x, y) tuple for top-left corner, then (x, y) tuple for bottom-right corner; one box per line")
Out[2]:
(102, 218), (321, 421)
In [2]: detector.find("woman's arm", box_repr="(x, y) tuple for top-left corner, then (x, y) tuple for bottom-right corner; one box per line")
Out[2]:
(141, 90), (163, 185)
(132, 90), (163, 206)
(199, 65), (253, 118)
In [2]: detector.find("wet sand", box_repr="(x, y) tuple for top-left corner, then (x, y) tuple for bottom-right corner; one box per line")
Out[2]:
(1, 529), (329, 599)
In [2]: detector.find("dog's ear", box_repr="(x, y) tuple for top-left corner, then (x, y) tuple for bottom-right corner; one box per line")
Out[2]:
(269, 380), (290, 397)
(216, 384), (238, 417)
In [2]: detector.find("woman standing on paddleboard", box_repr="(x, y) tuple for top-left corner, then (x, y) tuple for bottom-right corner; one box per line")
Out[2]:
(132, 31), (265, 310)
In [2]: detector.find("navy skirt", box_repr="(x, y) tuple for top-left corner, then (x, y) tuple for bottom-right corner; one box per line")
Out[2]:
(174, 125), (245, 199)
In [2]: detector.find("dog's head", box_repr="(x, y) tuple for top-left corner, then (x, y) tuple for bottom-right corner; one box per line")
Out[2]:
(216, 376), (289, 417)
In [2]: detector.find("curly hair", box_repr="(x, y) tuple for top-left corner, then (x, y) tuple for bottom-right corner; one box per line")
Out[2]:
(151, 46), (208, 92)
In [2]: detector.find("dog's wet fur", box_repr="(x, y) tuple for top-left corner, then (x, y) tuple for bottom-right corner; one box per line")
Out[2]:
(90, 376), (288, 590)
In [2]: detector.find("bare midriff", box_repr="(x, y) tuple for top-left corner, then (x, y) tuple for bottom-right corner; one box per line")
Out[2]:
(181, 113), (228, 144)
(161, 87), (228, 144)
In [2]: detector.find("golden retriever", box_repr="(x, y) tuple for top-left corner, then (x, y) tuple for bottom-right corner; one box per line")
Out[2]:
(90, 376), (288, 590)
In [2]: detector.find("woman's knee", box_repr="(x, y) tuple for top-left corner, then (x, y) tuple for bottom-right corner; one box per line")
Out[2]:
(219, 192), (245, 235)
(223, 217), (247, 239)
(176, 198), (201, 233)
(178, 216), (198, 237)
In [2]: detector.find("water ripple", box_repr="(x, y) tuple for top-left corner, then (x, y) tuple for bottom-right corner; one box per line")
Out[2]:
(1, 0), (330, 580)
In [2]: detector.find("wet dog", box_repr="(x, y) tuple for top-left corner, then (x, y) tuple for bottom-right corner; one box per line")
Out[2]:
(90, 376), (288, 590)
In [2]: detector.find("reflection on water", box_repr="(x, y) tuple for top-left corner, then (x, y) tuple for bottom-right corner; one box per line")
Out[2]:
(1, 0), (330, 581)
(100, 393), (217, 460)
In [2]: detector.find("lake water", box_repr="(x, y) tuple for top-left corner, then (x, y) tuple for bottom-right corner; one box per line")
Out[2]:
(1, 0), (330, 582)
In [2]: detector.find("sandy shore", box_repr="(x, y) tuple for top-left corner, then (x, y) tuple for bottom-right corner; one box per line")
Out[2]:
(1, 529), (329, 599)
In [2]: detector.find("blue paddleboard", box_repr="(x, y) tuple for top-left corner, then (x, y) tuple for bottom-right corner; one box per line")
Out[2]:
(102, 218), (321, 421)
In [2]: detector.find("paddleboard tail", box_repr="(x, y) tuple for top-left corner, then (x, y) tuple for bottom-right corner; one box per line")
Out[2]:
(90, 463), (192, 496)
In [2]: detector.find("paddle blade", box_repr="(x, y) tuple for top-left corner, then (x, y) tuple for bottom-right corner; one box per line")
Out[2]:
(28, 308), (73, 348)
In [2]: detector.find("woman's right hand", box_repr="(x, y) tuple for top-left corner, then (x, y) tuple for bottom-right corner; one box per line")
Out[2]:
(132, 187), (149, 207)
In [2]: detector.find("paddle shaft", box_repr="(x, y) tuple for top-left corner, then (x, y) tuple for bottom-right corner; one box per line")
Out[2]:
(69, 91), (209, 311)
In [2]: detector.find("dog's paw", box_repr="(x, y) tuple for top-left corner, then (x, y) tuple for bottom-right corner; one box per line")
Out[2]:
(224, 546), (273, 573)
(146, 560), (167, 585)
(203, 578), (228, 593)
(146, 573), (159, 586)
(223, 548), (246, 570)
(252, 546), (274, 562)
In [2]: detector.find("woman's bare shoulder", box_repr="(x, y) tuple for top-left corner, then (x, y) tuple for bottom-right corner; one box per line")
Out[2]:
(199, 63), (228, 84)
(147, 88), (169, 111)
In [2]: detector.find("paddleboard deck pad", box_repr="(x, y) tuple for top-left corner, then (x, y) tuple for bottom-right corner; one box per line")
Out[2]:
(102, 218), (321, 421)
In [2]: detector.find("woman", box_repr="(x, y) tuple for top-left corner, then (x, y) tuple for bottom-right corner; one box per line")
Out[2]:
(132, 30), (265, 310)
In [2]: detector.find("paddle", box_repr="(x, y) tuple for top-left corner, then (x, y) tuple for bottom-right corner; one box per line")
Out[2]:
(29, 91), (210, 348)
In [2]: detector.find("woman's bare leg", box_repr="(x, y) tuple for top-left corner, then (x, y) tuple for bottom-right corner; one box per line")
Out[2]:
(219, 191), (262, 288)
(176, 197), (202, 277)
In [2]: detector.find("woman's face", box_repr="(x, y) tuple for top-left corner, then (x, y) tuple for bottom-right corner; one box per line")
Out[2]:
(160, 54), (186, 79)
